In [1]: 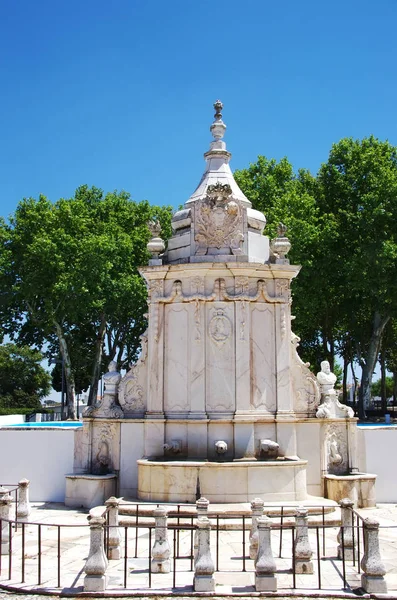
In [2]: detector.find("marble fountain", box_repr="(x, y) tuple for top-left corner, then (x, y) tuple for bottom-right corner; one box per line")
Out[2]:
(66, 101), (374, 509)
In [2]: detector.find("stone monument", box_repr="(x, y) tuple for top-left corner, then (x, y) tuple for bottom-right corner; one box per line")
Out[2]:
(66, 101), (372, 508)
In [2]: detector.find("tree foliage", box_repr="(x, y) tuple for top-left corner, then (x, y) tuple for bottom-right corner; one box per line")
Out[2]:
(0, 343), (51, 410)
(235, 136), (397, 418)
(0, 186), (172, 418)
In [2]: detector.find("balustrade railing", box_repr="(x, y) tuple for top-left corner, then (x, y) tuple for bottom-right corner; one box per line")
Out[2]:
(0, 495), (393, 594)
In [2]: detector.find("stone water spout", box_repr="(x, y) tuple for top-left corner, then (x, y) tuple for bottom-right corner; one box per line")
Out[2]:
(259, 439), (279, 460)
(163, 440), (182, 455)
(214, 440), (228, 455)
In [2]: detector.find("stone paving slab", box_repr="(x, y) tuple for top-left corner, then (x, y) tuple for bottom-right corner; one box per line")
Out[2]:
(0, 502), (396, 596)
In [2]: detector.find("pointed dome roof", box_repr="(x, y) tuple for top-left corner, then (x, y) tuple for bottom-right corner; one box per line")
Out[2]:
(186, 100), (251, 208)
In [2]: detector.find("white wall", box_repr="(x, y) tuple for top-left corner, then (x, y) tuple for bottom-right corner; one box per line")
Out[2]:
(357, 426), (397, 503)
(0, 414), (25, 425)
(0, 428), (75, 501)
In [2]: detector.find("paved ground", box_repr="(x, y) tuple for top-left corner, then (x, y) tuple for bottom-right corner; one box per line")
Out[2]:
(0, 501), (396, 597)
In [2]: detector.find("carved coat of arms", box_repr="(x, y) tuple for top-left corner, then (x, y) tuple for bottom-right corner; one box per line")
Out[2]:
(194, 183), (244, 255)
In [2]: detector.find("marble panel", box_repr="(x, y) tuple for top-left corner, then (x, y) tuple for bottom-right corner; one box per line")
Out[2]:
(144, 421), (165, 457)
(187, 422), (208, 458)
(206, 302), (236, 416)
(167, 232), (191, 250)
(235, 300), (251, 413)
(233, 422), (255, 458)
(119, 422), (144, 498)
(250, 305), (276, 412)
(275, 303), (294, 413)
(147, 301), (164, 415)
(247, 230), (269, 263)
(276, 421), (297, 457)
(189, 299), (206, 416)
(165, 422), (188, 454)
(296, 421), (322, 488)
(164, 304), (189, 414)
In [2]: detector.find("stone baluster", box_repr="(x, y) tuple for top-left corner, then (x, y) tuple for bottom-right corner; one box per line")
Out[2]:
(250, 497), (264, 559)
(151, 506), (171, 573)
(0, 487), (12, 555)
(105, 496), (121, 560)
(294, 506), (313, 574)
(360, 518), (387, 593)
(255, 516), (277, 591)
(17, 478), (31, 519)
(194, 497), (209, 562)
(337, 498), (355, 560)
(84, 511), (108, 592)
(194, 516), (215, 592)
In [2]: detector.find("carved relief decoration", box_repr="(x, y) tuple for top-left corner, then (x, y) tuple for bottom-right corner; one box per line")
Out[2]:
(209, 308), (232, 346)
(291, 333), (320, 416)
(325, 423), (349, 475)
(240, 300), (247, 341)
(194, 183), (244, 255)
(91, 422), (118, 475)
(149, 278), (289, 305)
(119, 331), (148, 415)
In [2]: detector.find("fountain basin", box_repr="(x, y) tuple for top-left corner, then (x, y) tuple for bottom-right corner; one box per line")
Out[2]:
(137, 458), (308, 503)
(324, 472), (377, 508)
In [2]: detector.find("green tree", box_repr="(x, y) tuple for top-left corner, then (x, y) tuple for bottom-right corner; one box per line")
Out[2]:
(1, 186), (172, 418)
(234, 156), (329, 368)
(0, 343), (51, 410)
(318, 136), (397, 418)
(371, 376), (394, 399)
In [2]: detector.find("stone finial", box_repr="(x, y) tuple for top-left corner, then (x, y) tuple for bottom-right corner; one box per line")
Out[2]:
(361, 517), (387, 593)
(270, 224), (291, 264)
(196, 496), (210, 516)
(147, 219), (165, 265)
(210, 99), (226, 141)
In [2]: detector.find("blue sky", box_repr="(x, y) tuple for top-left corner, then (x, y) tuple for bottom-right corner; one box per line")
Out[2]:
(1, 0), (397, 220)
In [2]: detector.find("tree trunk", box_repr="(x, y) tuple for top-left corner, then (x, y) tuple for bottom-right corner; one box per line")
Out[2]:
(342, 357), (348, 403)
(54, 321), (77, 420)
(350, 361), (358, 411)
(380, 350), (387, 414)
(358, 312), (390, 420)
(393, 371), (397, 407)
(88, 314), (107, 406)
